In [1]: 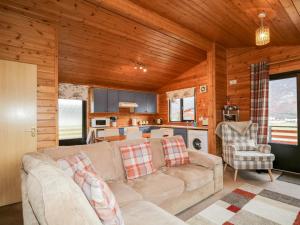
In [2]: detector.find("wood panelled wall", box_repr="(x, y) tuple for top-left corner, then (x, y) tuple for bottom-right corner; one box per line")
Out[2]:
(156, 61), (208, 125)
(207, 44), (227, 155)
(227, 46), (300, 121)
(0, 7), (58, 150)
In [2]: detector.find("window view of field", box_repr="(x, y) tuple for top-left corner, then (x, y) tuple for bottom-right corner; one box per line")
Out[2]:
(59, 99), (83, 140)
(268, 77), (298, 145)
(183, 97), (195, 121)
(170, 99), (181, 121)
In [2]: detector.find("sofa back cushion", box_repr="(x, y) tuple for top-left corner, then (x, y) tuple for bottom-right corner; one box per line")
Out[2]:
(120, 142), (156, 180)
(43, 142), (118, 181)
(22, 153), (102, 225)
(148, 138), (165, 169)
(74, 171), (124, 225)
(110, 139), (149, 181)
(162, 136), (190, 167)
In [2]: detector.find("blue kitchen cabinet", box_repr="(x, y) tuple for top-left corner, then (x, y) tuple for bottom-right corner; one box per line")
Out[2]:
(93, 88), (108, 112)
(135, 93), (147, 113)
(107, 89), (119, 112)
(119, 128), (125, 135)
(118, 90), (136, 102)
(146, 93), (157, 113)
(139, 126), (151, 133)
(173, 128), (188, 146)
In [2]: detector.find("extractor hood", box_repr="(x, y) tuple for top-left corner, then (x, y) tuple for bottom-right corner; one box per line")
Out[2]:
(119, 102), (138, 108)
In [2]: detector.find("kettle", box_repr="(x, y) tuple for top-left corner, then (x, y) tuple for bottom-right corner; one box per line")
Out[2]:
(156, 118), (163, 125)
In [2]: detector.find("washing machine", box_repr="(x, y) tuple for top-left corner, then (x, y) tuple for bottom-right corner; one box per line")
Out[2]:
(188, 130), (208, 152)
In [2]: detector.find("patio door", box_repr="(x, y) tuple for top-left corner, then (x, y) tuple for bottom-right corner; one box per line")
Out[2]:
(268, 71), (300, 173)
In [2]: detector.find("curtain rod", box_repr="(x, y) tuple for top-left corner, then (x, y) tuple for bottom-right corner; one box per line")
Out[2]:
(248, 56), (300, 69)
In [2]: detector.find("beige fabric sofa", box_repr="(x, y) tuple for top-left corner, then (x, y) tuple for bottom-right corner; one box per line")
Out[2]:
(21, 136), (223, 225)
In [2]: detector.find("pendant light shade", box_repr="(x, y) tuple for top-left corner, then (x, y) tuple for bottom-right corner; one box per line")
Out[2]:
(256, 12), (270, 46)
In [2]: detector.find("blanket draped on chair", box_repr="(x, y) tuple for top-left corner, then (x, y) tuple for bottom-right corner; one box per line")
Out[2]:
(250, 61), (269, 144)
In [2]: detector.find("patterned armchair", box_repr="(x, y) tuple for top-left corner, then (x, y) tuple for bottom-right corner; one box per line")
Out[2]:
(222, 123), (275, 181)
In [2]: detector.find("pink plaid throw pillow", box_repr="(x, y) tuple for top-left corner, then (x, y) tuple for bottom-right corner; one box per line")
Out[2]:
(57, 152), (96, 177)
(120, 142), (156, 180)
(162, 136), (190, 167)
(74, 171), (124, 225)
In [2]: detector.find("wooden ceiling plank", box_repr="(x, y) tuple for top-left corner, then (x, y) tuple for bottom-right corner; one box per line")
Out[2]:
(279, 0), (300, 33)
(58, 20), (204, 63)
(89, 0), (212, 51)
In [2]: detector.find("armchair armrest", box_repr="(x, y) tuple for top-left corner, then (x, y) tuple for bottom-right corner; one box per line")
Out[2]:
(188, 149), (222, 169)
(187, 149), (223, 192)
(256, 144), (271, 154)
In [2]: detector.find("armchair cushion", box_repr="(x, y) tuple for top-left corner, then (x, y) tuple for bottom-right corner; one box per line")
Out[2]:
(228, 139), (256, 151)
(257, 144), (271, 154)
(233, 151), (275, 162)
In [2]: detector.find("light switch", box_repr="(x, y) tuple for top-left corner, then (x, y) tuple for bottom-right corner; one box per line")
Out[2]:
(229, 80), (237, 85)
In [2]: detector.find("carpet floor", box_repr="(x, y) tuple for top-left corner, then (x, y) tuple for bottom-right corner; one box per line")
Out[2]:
(187, 183), (300, 225)
(0, 168), (298, 225)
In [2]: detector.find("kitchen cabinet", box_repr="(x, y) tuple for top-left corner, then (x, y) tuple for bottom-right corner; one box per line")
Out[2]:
(135, 93), (157, 114)
(139, 126), (151, 133)
(135, 93), (147, 113)
(118, 90), (136, 102)
(173, 128), (188, 146)
(93, 88), (108, 112)
(92, 88), (157, 114)
(107, 89), (119, 112)
(146, 93), (157, 113)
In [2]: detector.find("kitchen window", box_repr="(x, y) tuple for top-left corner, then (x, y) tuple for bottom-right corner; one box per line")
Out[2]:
(169, 96), (195, 122)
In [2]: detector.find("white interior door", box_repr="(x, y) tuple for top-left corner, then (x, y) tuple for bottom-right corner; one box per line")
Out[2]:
(0, 59), (37, 206)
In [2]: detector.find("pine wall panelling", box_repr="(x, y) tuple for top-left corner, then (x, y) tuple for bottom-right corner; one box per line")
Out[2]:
(156, 61), (208, 125)
(0, 7), (58, 150)
(227, 46), (300, 121)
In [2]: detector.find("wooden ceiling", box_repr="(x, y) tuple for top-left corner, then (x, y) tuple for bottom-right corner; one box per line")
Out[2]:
(130, 0), (300, 47)
(1, 0), (300, 90)
(0, 0), (207, 91)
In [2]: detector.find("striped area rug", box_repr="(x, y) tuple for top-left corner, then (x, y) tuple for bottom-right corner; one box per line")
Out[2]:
(187, 183), (300, 225)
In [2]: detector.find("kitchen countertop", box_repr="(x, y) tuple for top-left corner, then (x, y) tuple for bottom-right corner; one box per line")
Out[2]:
(100, 124), (208, 130)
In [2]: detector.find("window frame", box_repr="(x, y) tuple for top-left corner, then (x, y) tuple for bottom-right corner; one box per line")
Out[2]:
(58, 100), (87, 146)
(169, 96), (196, 122)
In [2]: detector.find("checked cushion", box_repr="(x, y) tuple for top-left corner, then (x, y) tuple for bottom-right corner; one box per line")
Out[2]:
(120, 142), (156, 180)
(74, 170), (124, 225)
(57, 152), (96, 177)
(162, 136), (190, 167)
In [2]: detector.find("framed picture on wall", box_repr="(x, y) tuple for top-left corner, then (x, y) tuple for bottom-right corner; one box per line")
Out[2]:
(200, 85), (207, 93)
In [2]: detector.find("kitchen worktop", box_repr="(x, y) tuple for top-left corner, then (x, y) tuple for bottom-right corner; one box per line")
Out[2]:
(101, 124), (208, 130)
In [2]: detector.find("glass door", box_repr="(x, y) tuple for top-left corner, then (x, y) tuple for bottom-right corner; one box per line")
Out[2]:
(268, 71), (300, 173)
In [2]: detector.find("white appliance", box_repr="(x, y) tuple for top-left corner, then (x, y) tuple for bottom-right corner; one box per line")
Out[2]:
(131, 118), (137, 126)
(91, 118), (110, 127)
(188, 130), (208, 152)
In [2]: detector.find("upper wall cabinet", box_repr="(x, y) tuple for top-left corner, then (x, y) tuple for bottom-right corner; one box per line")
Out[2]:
(91, 88), (157, 114)
(118, 90), (136, 102)
(93, 88), (108, 112)
(146, 93), (157, 113)
(107, 89), (119, 112)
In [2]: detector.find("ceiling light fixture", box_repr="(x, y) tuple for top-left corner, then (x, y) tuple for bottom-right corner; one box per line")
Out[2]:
(134, 62), (147, 72)
(256, 12), (270, 46)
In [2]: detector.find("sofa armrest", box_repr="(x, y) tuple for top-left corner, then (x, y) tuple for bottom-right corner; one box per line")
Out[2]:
(187, 149), (223, 192)
(256, 144), (271, 154)
(188, 149), (222, 169)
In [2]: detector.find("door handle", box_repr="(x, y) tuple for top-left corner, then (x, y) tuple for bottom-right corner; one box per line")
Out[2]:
(24, 128), (36, 137)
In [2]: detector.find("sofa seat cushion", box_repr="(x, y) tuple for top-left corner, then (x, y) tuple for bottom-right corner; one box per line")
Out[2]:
(128, 171), (184, 205)
(108, 182), (143, 207)
(164, 164), (214, 192)
(233, 151), (275, 161)
(121, 201), (186, 225)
